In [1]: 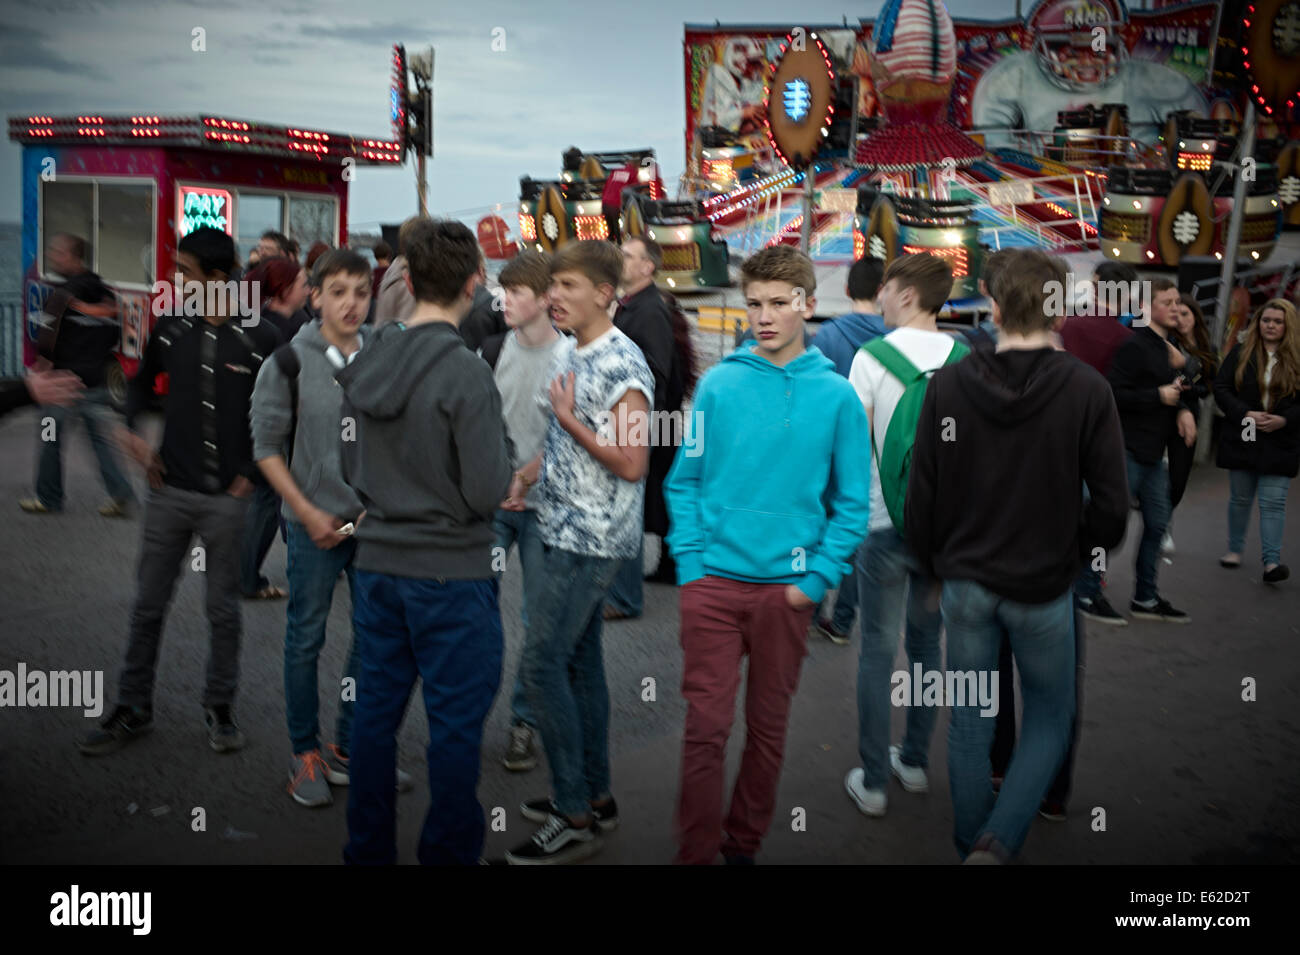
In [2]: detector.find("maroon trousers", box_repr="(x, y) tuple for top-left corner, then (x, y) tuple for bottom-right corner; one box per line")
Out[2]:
(675, 575), (814, 864)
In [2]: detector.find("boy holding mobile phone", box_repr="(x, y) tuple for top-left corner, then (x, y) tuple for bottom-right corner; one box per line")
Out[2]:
(251, 249), (390, 807)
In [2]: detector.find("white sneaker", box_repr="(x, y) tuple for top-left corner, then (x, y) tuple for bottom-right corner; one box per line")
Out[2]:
(890, 745), (929, 793)
(844, 768), (887, 816)
(1160, 531), (1175, 555)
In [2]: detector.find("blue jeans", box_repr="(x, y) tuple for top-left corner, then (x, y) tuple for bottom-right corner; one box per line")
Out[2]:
(520, 545), (620, 819)
(240, 482), (281, 595)
(344, 571), (503, 866)
(855, 528), (943, 788)
(284, 521), (359, 754)
(1126, 453), (1171, 604)
(944, 580), (1075, 860)
(1228, 470), (1290, 567)
(605, 533), (644, 617)
(34, 386), (134, 509)
(492, 507), (545, 728)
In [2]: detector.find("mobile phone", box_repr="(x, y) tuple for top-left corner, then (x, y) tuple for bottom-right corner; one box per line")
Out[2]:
(337, 522), (355, 536)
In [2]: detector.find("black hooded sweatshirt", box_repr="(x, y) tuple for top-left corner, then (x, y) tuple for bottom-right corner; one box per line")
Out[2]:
(906, 347), (1130, 604)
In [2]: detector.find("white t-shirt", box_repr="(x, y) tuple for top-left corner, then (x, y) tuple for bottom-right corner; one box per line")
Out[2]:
(495, 330), (573, 509)
(849, 326), (961, 533)
(534, 325), (655, 558)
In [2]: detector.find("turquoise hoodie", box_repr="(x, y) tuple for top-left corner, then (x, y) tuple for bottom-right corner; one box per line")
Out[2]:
(664, 342), (871, 604)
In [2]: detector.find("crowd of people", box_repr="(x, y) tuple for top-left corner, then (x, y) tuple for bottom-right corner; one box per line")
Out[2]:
(10, 217), (1299, 866)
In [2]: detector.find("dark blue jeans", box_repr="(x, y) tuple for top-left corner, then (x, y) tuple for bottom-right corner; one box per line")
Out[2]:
(605, 533), (644, 618)
(240, 482), (281, 595)
(520, 545), (621, 819)
(492, 507), (544, 728)
(344, 571), (503, 866)
(1127, 453), (1171, 604)
(34, 386), (134, 510)
(283, 521), (359, 755)
(944, 580), (1075, 860)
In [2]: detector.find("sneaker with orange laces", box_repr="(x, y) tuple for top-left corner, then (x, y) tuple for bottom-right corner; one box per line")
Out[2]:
(324, 743), (414, 792)
(288, 750), (333, 807)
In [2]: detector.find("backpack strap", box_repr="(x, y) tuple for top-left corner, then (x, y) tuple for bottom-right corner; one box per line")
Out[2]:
(271, 344), (301, 465)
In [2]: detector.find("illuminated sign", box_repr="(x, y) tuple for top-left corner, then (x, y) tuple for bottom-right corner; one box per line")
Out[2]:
(783, 79), (812, 122)
(179, 186), (233, 237)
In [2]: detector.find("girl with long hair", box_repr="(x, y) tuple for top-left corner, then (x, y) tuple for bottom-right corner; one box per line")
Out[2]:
(1213, 298), (1300, 583)
(1161, 295), (1218, 552)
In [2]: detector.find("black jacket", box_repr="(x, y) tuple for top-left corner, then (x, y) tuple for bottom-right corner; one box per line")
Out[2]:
(907, 347), (1130, 604)
(614, 284), (679, 537)
(1214, 344), (1300, 477)
(1108, 325), (1191, 465)
(459, 284), (507, 353)
(126, 315), (278, 493)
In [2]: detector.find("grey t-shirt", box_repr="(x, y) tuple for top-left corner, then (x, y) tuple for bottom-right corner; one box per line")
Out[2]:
(494, 329), (573, 509)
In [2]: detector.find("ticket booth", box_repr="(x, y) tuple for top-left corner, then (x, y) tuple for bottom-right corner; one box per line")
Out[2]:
(7, 113), (403, 405)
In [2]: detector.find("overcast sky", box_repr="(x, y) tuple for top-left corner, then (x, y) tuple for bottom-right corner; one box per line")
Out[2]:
(1, 0), (1022, 231)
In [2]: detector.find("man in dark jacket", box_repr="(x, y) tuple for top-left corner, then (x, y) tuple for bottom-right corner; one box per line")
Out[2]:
(907, 249), (1129, 863)
(20, 233), (135, 517)
(336, 219), (514, 866)
(78, 227), (279, 758)
(603, 234), (679, 620)
(1106, 278), (1194, 622)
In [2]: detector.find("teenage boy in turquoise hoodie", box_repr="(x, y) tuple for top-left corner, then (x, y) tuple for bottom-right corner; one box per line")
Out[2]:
(665, 246), (871, 865)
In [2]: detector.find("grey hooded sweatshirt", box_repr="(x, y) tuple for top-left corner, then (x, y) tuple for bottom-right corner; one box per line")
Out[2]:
(250, 320), (366, 524)
(336, 319), (514, 578)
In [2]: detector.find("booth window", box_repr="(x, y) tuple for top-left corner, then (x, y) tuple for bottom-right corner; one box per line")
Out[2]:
(41, 179), (154, 286)
(236, 193), (284, 260)
(41, 181), (95, 271)
(98, 184), (154, 286)
(288, 196), (336, 250)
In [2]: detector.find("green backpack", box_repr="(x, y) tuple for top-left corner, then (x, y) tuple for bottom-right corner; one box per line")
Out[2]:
(862, 336), (969, 535)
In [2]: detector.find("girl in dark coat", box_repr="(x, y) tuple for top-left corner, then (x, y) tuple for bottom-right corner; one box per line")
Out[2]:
(1162, 295), (1218, 553)
(1213, 299), (1300, 582)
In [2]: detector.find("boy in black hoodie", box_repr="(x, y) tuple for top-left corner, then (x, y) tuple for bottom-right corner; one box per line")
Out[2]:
(336, 220), (514, 865)
(907, 249), (1129, 863)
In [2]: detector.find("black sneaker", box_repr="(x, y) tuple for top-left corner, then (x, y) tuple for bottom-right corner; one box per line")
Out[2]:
(505, 813), (602, 865)
(1077, 594), (1127, 627)
(813, 616), (851, 646)
(77, 704), (154, 756)
(204, 705), (247, 753)
(1129, 597), (1190, 624)
(1039, 800), (1067, 822)
(520, 795), (619, 832)
(1263, 564), (1290, 584)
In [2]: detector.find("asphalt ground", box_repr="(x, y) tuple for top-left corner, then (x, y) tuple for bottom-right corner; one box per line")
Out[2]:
(0, 400), (1298, 866)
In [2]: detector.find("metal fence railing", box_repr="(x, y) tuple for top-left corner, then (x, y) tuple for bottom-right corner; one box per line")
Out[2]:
(1, 300), (24, 377)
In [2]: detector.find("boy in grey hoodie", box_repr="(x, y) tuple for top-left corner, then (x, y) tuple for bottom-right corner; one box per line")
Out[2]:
(252, 249), (408, 809)
(336, 220), (515, 866)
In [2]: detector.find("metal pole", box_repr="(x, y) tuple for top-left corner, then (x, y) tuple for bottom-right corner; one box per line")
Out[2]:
(1199, 101), (1256, 463)
(1213, 101), (1254, 351)
(800, 169), (813, 253)
(417, 152), (428, 217)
